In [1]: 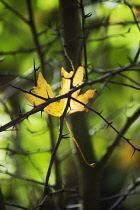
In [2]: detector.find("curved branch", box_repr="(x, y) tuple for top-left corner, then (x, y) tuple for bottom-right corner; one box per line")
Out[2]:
(108, 177), (140, 210)
(98, 106), (140, 171)
(71, 97), (140, 157)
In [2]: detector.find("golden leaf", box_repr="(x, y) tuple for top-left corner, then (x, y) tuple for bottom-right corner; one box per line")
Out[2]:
(24, 65), (96, 117)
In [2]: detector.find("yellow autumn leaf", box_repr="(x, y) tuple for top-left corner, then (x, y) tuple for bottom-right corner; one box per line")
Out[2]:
(24, 65), (96, 117)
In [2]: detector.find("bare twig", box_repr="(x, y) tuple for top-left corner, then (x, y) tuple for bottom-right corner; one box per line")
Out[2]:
(126, 1), (140, 32)
(5, 202), (29, 210)
(119, 72), (140, 87)
(26, 0), (45, 74)
(105, 80), (140, 90)
(34, 188), (78, 210)
(48, 115), (62, 189)
(0, 170), (45, 186)
(99, 106), (140, 171)
(108, 177), (140, 210)
(43, 92), (71, 196)
(102, 190), (140, 201)
(0, 0), (28, 24)
(79, 0), (90, 80)
(71, 96), (140, 155)
(0, 48), (36, 55)
(59, 29), (75, 71)
(88, 29), (131, 42)
(87, 20), (140, 30)
(5, 188), (78, 210)
(0, 147), (51, 156)
(0, 36), (58, 57)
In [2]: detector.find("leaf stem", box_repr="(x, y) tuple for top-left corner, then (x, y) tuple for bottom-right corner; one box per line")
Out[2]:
(65, 118), (95, 167)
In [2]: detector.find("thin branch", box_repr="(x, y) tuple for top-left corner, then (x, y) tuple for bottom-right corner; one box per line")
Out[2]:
(87, 20), (140, 30)
(0, 48), (36, 55)
(43, 94), (71, 197)
(5, 202), (29, 210)
(92, 67), (140, 74)
(0, 36), (58, 57)
(79, 0), (89, 80)
(48, 115), (62, 189)
(108, 177), (140, 210)
(99, 106), (140, 171)
(126, 1), (140, 32)
(119, 72), (140, 87)
(0, 147), (51, 156)
(0, 0), (28, 24)
(105, 80), (140, 90)
(26, 0), (45, 74)
(102, 190), (140, 201)
(5, 188), (78, 210)
(42, 117), (64, 196)
(59, 29), (75, 71)
(10, 84), (49, 101)
(88, 28), (131, 42)
(71, 96), (140, 155)
(58, 149), (73, 162)
(0, 170), (45, 186)
(34, 188), (78, 210)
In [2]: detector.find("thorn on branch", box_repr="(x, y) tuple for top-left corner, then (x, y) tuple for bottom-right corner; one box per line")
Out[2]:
(40, 110), (43, 118)
(125, 138), (131, 142)
(99, 110), (103, 115)
(133, 44), (140, 63)
(107, 122), (113, 128)
(62, 133), (70, 139)
(131, 149), (136, 157)
(11, 124), (17, 132)
(18, 105), (22, 116)
(25, 115), (29, 120)
(84, 12), (92, 19)
(29, 88), (33, 93)
(33, 58), (37, 86)
(127, 56), (133, 63)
